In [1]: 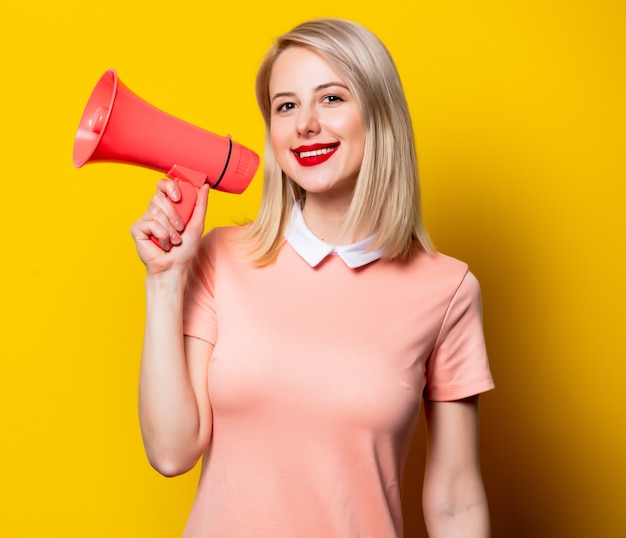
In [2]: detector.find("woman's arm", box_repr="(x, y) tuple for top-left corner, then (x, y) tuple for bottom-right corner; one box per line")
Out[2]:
(422, 396), (490, 538)
(131, 180), (213, 476)
(138, 277), (214, 476)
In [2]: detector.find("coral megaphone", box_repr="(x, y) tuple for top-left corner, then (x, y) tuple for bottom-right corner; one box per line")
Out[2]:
(73, 69), (259, 231)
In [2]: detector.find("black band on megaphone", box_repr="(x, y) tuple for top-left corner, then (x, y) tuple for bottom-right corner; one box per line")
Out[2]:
(211, 137), (233, 190)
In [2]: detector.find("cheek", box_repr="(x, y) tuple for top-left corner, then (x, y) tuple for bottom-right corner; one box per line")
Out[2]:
(333, 113), (365, 148)
(350, 125), (366, 163)
(269, 128), (291, 170)
(269, 123), (288, 153)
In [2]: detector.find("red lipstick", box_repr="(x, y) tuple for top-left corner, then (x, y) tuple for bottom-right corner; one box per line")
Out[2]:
(292, 143), (339, 167)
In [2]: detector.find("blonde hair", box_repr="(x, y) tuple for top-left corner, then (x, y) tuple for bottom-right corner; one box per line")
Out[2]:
(243, 18), (433, 264)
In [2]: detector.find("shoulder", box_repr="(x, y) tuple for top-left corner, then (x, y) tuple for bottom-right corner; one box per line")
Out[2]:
(431, 251), (480, 289)
(198, 224), (250, 253)
(420, 253), (485, 324)
(404, 249), (472, 285)
(401, 249), (483, 306)
(202, 224), (248, 241)
(420, 250), (468, 273)
(190, 225), (251, 274)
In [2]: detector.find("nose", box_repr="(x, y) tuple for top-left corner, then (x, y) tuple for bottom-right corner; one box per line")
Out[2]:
(296, 105), (321, 137)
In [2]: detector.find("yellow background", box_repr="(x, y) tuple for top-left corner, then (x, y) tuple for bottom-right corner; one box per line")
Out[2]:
(1, 0), (624, 536)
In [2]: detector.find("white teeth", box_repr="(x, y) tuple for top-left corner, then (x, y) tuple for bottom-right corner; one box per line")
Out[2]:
(298, 146), (336, 158)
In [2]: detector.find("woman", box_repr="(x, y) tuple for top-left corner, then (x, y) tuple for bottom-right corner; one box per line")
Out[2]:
(131, 18), (494, 538)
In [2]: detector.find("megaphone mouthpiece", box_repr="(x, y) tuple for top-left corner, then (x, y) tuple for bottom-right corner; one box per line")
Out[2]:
(86, 107), (109, 135)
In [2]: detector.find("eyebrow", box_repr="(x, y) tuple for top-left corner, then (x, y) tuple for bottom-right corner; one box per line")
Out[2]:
(270, 82), (350, 103)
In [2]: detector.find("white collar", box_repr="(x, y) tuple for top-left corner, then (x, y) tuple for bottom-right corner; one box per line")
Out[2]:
(285, 203), (385, 269)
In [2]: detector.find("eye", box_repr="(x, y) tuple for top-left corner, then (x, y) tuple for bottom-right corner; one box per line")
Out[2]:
(275, 101), (296, 113)
(323, 94), (344, 104)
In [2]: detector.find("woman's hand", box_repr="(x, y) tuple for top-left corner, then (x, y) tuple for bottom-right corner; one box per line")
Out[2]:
(130, 179), (210, 275)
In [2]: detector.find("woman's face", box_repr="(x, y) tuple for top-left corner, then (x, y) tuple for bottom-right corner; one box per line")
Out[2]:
(268, 46), (365, 200)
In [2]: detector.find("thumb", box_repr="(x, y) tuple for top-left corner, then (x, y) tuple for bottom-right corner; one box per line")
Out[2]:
(186, 184), (210, 233)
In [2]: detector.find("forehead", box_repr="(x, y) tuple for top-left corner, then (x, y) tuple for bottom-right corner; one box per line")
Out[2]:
(269, 46), (346, 94)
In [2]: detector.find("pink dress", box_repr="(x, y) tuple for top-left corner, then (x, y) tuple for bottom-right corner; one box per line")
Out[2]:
(182, 225), (494, 537)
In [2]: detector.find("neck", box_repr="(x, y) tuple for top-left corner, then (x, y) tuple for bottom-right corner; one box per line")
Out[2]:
(301, 193), (362, 245)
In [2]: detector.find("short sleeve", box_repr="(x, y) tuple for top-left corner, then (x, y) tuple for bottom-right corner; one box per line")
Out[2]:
(182, 229), (218, 344)
(424, 270), (495, 401)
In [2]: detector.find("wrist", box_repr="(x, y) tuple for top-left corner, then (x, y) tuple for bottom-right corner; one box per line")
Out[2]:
(145, 268), (188, 293)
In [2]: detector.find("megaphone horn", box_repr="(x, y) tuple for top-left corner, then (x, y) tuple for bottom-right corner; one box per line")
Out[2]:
(73, 69), (259, 234)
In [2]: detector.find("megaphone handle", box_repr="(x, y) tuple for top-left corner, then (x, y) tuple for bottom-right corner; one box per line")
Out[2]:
(149, 165), (208, 247)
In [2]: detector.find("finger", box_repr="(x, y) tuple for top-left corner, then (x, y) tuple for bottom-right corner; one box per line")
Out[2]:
(186, 184), (210, 232)
(131, 216), (176, 251)
(147, 211), (182, 250)
(133, 197), (184, 249)
(149, 191), (185, 233)
(131, 188), (184, 252)
(156, 177), (181, 202)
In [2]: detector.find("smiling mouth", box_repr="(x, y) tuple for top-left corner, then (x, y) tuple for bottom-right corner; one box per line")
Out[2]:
(297, 146), (337, 158)
(293, 144), (339, 166)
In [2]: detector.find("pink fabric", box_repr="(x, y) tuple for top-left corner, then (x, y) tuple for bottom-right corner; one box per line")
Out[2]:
(182, 227), (494, 537)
